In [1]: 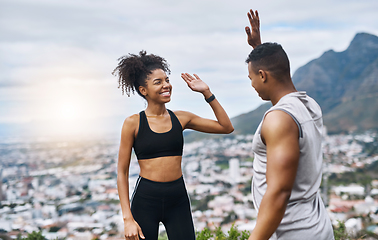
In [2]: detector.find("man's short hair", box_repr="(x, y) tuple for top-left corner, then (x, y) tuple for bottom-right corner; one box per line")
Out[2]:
(246, 42), (291, 80)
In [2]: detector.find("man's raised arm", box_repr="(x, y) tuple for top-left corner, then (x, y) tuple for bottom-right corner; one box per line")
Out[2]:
(245, 9), (262, 48)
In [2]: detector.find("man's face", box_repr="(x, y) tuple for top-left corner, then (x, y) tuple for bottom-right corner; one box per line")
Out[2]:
(248, 62), (264, 100)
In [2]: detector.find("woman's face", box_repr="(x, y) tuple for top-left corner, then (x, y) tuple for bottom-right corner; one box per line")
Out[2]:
(140, 69), (172, 103)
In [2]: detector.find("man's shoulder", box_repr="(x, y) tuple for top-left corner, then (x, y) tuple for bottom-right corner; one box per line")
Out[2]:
(270, 93), (322, 123)
(262, 110), (300, 138)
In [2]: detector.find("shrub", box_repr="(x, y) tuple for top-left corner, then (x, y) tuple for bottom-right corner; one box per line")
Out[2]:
(196, 224), (249, 240)
(333, 221), (349, 240)
(196, 227), (213, 240)
(19, 231), (59, 240)
(20, 231), (46, 240)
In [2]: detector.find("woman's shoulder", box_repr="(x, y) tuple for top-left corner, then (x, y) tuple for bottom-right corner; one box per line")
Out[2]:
(171, 110), (195, 120)
(172, 110), (193, 117)
(171, 110), (197, 128)
(122, 113), (140, 129)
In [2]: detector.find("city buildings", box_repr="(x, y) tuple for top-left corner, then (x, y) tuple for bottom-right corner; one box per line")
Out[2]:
(0, 130), (378, 239)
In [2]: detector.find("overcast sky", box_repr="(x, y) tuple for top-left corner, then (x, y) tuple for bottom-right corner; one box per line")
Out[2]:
(1, 0), (378, 137)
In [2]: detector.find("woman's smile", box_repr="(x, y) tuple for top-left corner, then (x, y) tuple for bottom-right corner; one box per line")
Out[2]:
(160, 91), (171, 97)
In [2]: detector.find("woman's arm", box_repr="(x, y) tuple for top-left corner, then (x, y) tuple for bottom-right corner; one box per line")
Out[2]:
(179, 73), (234, 134)
(117, 115), (145, 240)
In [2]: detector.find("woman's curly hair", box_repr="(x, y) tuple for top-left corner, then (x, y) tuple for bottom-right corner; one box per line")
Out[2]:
(112, 50), (171, 98)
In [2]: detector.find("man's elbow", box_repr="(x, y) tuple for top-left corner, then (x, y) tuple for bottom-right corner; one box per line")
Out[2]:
(277, 190), (291, 206)
(267, 187), (292, 207)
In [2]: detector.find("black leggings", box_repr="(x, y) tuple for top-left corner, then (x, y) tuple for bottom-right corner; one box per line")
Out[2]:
(131, 176), (196, 240)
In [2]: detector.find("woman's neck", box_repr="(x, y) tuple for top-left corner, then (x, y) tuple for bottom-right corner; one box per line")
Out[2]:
(145, 103), (167, 116)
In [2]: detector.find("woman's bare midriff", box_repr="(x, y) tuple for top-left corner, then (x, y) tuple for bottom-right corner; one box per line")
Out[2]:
(138, 155), (183, 182)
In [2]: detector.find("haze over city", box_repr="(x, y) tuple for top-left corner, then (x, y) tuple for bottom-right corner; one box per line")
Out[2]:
(1, 0), (378, 138)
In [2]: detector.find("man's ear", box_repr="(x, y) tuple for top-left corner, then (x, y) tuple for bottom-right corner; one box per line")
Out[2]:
(259, 70), (268, 83)
(139, 85), (147, 97)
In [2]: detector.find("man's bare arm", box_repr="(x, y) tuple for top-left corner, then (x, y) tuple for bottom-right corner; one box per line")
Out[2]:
(248, 110), (300, 240)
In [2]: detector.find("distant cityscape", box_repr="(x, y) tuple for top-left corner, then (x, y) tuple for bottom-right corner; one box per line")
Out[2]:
(1, 128), (378, 239)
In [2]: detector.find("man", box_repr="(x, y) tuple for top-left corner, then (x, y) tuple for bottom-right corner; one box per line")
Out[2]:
(244, 10), (334, 240)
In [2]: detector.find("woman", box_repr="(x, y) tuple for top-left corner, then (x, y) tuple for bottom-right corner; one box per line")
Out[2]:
(114, 50), (233, 240)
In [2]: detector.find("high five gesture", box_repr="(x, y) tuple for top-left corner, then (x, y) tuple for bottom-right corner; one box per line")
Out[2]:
(245, 9), (261, 48)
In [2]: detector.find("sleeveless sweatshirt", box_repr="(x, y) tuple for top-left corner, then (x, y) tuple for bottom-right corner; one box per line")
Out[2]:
(251, 91), (334, 240)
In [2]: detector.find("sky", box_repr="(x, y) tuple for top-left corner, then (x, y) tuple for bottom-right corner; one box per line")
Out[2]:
(1, 0), (378, 138)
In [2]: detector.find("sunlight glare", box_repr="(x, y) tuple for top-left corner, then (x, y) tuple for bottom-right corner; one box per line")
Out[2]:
(33, 79), (104, 137)
(58, 101), (80, 121)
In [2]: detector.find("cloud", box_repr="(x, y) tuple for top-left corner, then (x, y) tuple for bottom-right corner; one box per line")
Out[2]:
(0, 0), (377, 133)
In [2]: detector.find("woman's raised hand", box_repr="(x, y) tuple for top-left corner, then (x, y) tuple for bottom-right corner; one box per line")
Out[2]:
(245, 9), (261, 48)
(181, 73), (210, 94)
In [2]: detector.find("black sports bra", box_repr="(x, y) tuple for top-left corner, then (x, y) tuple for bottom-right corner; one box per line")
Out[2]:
(133, 109), (184, 160)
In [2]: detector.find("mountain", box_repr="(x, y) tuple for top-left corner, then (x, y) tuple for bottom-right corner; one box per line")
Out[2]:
(185, 32), (378, 141)
(183, 103), (273, 143)
(292, 32), (378, 133)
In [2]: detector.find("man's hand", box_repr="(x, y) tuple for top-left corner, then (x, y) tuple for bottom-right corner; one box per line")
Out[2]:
(245, 9), (261, 48)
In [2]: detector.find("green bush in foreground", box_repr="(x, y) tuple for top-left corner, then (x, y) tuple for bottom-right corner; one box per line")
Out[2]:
(17, 231), (58, 240)
(196, 224), (249, 240)
(332, 220), (378, 240)
(333, 221), (350, 240)
(20, 221), (378, 240)
(18, 231), (46, 240)
(192, 221), (376, 240)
